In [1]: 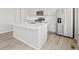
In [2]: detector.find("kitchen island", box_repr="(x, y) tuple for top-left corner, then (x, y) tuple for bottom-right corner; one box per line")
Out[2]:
(11, 23), (48, 49)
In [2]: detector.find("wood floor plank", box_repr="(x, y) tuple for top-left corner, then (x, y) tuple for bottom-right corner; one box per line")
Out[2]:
(0, 32), (78, 50)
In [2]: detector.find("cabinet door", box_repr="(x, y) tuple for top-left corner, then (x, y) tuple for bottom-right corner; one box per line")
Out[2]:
(20, 8), (26, 24)
(15, 8), (29, 24)
(28, 8), (39, 16)
(63, 8), (73, 37)
(28, 8), (58, 16)
(15, 8), (21, 24)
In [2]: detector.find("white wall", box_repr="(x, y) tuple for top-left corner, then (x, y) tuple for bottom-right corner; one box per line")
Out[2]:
(0, 8), (15, 33)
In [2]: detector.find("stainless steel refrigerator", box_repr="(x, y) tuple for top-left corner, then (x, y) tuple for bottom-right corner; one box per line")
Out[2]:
(56, 8), (74, 38)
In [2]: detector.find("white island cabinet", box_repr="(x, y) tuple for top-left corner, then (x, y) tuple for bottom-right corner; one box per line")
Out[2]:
(11, 23), (48, 50)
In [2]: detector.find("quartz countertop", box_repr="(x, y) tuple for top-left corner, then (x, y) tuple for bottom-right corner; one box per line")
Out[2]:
(10, 22), (48, 30)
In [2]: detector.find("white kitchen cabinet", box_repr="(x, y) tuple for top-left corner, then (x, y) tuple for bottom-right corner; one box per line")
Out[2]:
(15, 8), (29, 24)
(11, 23), (48, 49)
(20, 8), (26, 24)
(15, 8), (21, 24)
(28, 8), (58, 16)
(27, 8), (58, 33)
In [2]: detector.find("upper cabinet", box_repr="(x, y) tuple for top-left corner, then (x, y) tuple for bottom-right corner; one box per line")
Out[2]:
(15, 8), (59, 18)
(44, 8), (58, 16)
(15, 8), (21, 24)
(28, 8), (58, 16)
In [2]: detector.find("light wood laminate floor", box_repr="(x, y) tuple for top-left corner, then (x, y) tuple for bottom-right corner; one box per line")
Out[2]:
(0, 32), (78, 50)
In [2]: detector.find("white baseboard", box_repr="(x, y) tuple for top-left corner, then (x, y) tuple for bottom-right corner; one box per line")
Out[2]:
(13, 35), (41, 50)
